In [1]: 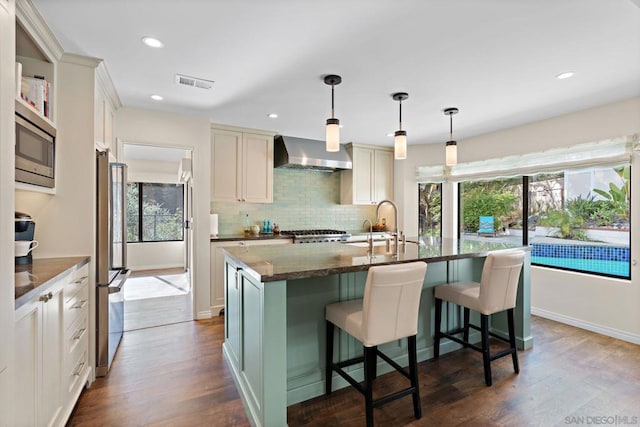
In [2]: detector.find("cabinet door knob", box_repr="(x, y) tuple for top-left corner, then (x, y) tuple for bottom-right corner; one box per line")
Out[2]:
(47, 291), (53, 299)
(39, 294), (49, 302)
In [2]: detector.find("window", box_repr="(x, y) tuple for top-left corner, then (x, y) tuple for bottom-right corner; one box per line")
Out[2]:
(459, 177), (523, 241)
(529, 166), (630, 279)
(418, 183), (442, 236)
(417, 136), (634, 280)
(127, 183), (184, 242)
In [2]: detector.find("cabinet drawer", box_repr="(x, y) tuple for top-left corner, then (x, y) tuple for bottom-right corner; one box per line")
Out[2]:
(65, 264), (89, 302)
(65, 315), (88, 372)
(66, 348), (88, 395)
(64, 284), (88, 329)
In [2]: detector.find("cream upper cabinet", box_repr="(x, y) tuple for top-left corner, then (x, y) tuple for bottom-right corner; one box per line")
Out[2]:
(341, 144), (394, 205)
(211, 127), (274, 203)
(94, 62), (118, 158)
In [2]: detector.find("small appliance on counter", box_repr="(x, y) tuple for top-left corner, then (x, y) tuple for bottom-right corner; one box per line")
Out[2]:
(15, 211), (36, 265)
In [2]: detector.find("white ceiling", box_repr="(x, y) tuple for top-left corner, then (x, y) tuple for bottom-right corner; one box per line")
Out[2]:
(32, 0), (640, 148)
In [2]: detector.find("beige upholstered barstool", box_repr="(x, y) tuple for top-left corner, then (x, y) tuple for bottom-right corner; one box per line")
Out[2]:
(325, 261), (428, 427)
(434, 250), (525, 386)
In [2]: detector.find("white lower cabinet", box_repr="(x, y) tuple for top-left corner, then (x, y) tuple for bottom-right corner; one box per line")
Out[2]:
(12, 262), (89, 427)
(210, 239), (291, 315)
(14, 281), (64, 427)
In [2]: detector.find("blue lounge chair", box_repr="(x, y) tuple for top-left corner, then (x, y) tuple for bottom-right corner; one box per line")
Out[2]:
(478, 216), (496, 236)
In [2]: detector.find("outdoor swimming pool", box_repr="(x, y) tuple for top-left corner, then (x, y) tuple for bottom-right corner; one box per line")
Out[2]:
(531, 243), (630, 278)
(531, 256), (630, 278)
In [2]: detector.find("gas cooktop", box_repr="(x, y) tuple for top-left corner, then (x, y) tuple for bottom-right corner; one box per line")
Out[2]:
(280, 229), (350, 243)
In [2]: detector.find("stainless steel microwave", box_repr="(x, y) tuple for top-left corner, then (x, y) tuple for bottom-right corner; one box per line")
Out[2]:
(15, 100), (56, 188)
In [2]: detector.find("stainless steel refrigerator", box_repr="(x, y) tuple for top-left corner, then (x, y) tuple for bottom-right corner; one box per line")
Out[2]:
(96, 150), (130, 377)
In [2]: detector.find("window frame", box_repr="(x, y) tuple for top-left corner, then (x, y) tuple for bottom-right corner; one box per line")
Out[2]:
(127, 182), (185, 243)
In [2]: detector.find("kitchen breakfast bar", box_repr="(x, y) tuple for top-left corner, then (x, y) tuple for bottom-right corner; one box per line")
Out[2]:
(222, 238), (532, 427)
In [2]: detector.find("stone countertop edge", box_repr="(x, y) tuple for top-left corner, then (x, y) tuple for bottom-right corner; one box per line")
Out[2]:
(222, 240), (530, 283)
(210, 233), (293, 242)
(15, 256), (91, 310)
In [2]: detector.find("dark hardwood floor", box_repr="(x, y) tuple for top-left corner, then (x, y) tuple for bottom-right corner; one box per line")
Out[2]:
(68, 316), (640, 426)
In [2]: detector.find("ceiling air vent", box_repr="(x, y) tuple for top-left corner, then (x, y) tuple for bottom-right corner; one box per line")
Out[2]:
(175, 74), (214, 90)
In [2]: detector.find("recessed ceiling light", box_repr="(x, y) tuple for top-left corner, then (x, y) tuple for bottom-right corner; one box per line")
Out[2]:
(267, 113), (278, 118)
(150, 95), (163, 101)
(556, 71), (575, 80)
(386, 132), (394, 137)
(141, 36), (164, 48)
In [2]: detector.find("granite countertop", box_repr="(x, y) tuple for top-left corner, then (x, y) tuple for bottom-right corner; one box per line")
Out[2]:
(210, 233), (293, 242)
(15, 256), (90, 309)
(222, 237), (529, 282)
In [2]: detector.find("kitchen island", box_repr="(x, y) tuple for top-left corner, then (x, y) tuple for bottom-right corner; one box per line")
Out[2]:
(222, 238), (532, 427)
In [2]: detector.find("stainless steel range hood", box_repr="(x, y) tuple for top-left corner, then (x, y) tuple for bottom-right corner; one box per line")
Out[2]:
(274, 135), (352, 171)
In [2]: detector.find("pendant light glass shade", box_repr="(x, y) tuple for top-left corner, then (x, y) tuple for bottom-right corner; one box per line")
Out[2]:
(324, 75), (342, 152)
(394, 131), (407, 160)
(392, 92), (409, 160)
(445, 141), (457, 166)
(443, 107), (459, 166)
(326, 118), (340, 152)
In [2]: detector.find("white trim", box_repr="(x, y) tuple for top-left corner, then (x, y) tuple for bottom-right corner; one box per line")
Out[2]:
(16, 0), (63, 61)
(59, 52), (101, 68)
(531, 307), (640, 345)
(96, 62), (122, 110)
(196, 310), (213, 320)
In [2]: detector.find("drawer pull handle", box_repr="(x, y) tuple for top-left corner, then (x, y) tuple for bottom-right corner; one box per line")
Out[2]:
(71, 299), (88, 309)
(73, 361), (86, 377)
(73, 328), (87, 341)
(74, 276), (88, 284)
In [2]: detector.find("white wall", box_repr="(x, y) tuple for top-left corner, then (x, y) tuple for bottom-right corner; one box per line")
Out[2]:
(115, 107), (211, 319)
(396, 96), (640, 343)
(127, 241), (184, 271)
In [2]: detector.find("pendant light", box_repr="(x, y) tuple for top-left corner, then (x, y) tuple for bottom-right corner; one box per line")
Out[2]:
(392, 92), (409, 160)
(324, 75), (342, 152)
(444, 107), (459, 166)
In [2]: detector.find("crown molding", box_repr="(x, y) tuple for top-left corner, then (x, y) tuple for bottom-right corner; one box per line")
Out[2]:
(96, 62), (122, 110)
(59, 52), (101, 68)
(16, 0), (63, 62)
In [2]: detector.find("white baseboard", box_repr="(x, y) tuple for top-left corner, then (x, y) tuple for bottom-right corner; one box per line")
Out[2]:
(196, 310), (212, 320)
(531, 307), (640, 345)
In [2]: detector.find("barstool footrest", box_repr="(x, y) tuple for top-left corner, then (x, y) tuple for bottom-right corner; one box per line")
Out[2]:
(490, 348), (516, 361)
(375, 349), (411, 380)
(440, 331), (483, 353)
(373, 386), (417, 408)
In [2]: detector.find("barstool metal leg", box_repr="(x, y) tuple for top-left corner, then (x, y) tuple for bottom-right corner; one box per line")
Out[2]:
(363, 346), (375, 427)
(325, 320), (334, 394)
(480, 314), (492, 386)
(507, 308), (519, 374)
(408, 335), (422, 419)
(463, 307), (470, 346)
(434, 297), (442, 358)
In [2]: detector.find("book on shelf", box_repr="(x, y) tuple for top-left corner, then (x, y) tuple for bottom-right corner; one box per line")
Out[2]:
(20, 75), (51, 119)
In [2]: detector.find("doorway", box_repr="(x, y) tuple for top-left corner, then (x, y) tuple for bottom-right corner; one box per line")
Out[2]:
(120, 143), (194, 331)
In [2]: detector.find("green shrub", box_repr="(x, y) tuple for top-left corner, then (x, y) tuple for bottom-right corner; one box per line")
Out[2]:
(538, 209), (587, 240)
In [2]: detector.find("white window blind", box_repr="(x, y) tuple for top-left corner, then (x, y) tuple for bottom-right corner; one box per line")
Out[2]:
(416, 135), (637, 183)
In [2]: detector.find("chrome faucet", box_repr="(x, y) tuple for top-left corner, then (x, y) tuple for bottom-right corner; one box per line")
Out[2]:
(376, 200), (403, 249)
(362, 219), (374, 253)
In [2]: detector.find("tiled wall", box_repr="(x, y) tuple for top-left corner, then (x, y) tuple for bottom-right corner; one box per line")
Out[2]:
(211, 168), (377, 234)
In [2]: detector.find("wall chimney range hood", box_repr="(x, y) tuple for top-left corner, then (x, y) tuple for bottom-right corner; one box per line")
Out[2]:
(274, 135), (352, 171)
